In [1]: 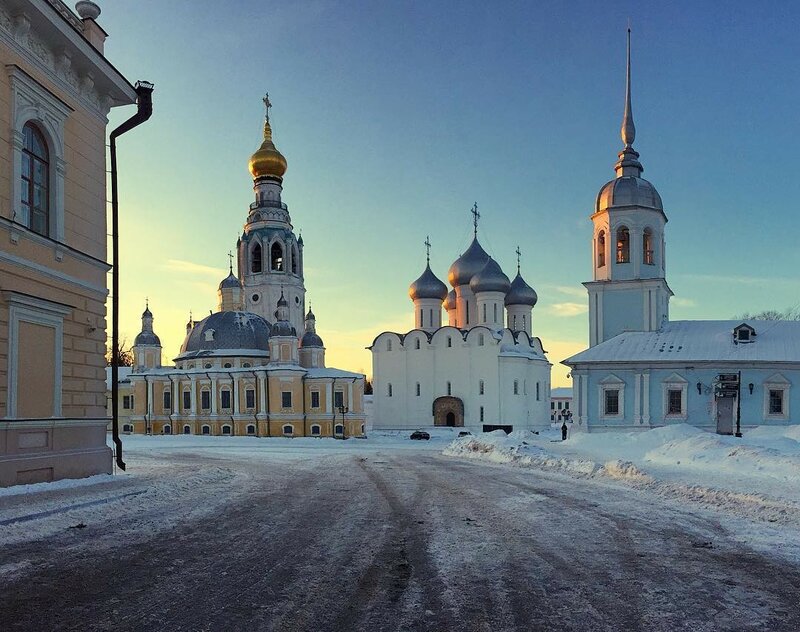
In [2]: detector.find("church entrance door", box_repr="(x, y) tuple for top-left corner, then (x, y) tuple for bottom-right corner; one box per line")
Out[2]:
(716, 397), (734, 435)
(433, 396), (464, 427)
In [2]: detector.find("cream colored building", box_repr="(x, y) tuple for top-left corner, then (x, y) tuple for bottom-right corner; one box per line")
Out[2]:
(125, 98), (366, 438)
(0, 1), (142, 485)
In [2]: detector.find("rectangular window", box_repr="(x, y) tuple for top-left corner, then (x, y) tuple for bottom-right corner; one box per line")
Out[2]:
(122, 395), (132, 410)
(667, 389), (682, 415)
(281, 391), (292, 408)
(513, 380), (518, 395)
(480, 406), (484, 422)
(221, 390), (231, 410)
(769, 389), (784, 415)
(550, 401), (555, 410)
(416, 383), (421, 397)
(604, 389), (620, 415)
(183, 390), (191, 410)
(564, 402), (569, 410)
(246, 388), (255, 409)
(536, 382), (540, 401)
(479, 380), (484, 395)
(334, 390), (344, 409)
(201, 390), (211, 411)
(311, 391), (320, 409)
(557, 401), (562, 410)
(163, 390), (171, 412)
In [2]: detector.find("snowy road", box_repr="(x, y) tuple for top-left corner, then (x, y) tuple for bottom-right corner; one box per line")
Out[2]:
(2, 443), (800, 631)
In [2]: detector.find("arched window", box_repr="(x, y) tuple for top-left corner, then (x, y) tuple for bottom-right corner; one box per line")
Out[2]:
(163, 425), (171, 435)
(291, 245), (299, 274)
(122, 424), (133, 433)
(643, 228), (654, 265)
(334, 424), (344, 435)
(387, 383), (393, 397)
(271, 241), (284, 271)
(482, 303), (487, 322)
(22, 123), (49, 237)
(479, 380), (485, 395)
(597, 231), (606, 268)
(183, 425), (191, 434)
(282, 424), (293, 435)
(246, 424), (256, 435)
(311, 425), (321, 436)
(416, 382), (420, 396)
(447, 381), (452, 396)
(221, 425), (232, 435)
(201, 425), (211, 435)
(251, 243), (262, 273)
(616, 227), (630, 263)
(493, 303), (498, 323)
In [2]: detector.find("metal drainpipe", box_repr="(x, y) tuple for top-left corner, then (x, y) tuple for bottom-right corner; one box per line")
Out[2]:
(110, 81), (154, 471)
(302, 374), (307, 436)
(143, 374), (150, 435)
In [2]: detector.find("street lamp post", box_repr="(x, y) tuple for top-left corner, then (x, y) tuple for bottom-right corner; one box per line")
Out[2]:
(338, 405), (348, 439)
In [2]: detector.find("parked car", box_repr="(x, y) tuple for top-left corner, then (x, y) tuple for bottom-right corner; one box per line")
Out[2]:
(458, 431), (472, 437)
(410, 430), (430, 440)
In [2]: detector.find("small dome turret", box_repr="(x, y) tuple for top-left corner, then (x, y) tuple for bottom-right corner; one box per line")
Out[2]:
(470, 258), (510, 294)
(505, 273), (538, 306)
(444, 289), (456, 311)
(218, 271), (240, 290)
(409, 264), (448, 301)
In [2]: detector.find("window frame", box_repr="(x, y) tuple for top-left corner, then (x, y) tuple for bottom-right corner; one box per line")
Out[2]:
(281, 391), (293, 409)
(763, 375), (790, 421)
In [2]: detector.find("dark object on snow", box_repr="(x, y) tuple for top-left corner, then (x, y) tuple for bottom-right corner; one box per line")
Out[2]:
(410, 431), (430, 440)
(692, 541), (714, 549)
(69, 523), (87, 529)
(561, 423), (568, 441)
(458, 431), (472, 437)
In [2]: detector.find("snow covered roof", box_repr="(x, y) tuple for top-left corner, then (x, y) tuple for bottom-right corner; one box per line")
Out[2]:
(305, 368), (364, 379)
(105, 366), (133, 389)
(565, 320), (800, 365)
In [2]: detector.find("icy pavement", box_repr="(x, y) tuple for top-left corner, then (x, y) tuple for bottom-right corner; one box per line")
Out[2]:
(0, 430), (799, 631)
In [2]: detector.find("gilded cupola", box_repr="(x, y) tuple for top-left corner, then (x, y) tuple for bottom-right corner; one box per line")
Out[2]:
(249, 93), (288, 180)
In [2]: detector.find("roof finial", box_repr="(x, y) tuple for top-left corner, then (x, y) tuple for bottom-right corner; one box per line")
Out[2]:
(515, 245), (521, 275)
(263, 93), (272, 123)
(424, 235), (431, 265)
(262, 93), (273, 140)
(621, 25), (636, 148)
(227, 250), (234, 274)
(471, 202), (480, 238)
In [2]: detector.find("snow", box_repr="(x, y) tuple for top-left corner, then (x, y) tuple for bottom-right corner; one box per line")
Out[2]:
(443, 424), (800, 561)
(566, 319), (800, 363)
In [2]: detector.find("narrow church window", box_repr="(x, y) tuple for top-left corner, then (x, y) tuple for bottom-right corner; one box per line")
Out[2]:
(281, 391), (292, 408)
(245, 389), (255, 409)
(479, 380), (484, 395)
(513, 315), (517, 329)
(271, 242), (284, 271)
(616, 227), (630, 263)
(387, 339), (393, 351)
(429, 309), (433, 327)
(183, 390), (191, 410)
(334, 391), (344, 409)
(597, 231), (606, 267)
(420, 309), (424, 327)
(447, 382), (452, 396)
(291, 245), (299, 274)
(466, 302), (470, 325)
(163, 390), (171, 412)
(311, 391), (320, 408)
(251, 243), (263, 273)
(536, 382), (540, 401)
(478, 334), (484, 346)
(482, 304), (487, 323)
(387, 383), (393, 397)
(415, 338), (420, 350)
(221, 389), (231, 410)
(643, 228), (654, 265)
(480, 406), (484, 422)
(447, 337), (452, 348)
(769, 389), (784, 415)
(201, 390), (211, 410)
(22, 123), (50, 237)
(522, 315), (526, 330)
(416, 383), (420, 397)
(514, 380), (519, 395)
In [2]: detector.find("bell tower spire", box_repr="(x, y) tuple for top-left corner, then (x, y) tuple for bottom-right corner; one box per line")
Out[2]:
(615, 27), (643, 178)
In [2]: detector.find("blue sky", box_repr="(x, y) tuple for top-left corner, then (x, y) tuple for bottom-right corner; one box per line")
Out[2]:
(101, 0), (800, 384)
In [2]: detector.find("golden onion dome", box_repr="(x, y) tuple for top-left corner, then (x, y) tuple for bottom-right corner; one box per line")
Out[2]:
(248, 116), (287, 179)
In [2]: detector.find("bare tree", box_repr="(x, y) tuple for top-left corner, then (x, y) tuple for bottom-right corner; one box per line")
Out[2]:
(106, 338), (134, 367)
(736, 307), (800, 321)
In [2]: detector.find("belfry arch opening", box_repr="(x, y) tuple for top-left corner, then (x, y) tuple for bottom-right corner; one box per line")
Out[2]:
(597, 230), (606, 267)
(616, 226), (630, 263)
(643, 228), (654, 265)
(271, 241), (284, 271)
(251, 243), (262, 273)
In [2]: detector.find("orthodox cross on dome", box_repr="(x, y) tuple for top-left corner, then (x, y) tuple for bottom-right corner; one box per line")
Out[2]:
(471, 202), (480, 237)
(227, 250), (234, 273)
(516, 245), (522, 274)
(424, 235), (431, 265)
(263, 93), (272, 122)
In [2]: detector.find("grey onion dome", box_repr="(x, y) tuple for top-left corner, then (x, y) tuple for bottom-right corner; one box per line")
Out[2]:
(470, 258), (511, 294)
(300, 331), (324, 348)
(505, 273), (538, 306)
(596, 176), (663, 213)
(448, 238), (490, 287)
(142, 306), (153, 318)
(306, 306), (315, 320)
(134, 330), (161, 346)
(178, 311), (271, 355)
(444, 289), (456, 311)
(277, 292), (288, 307)
(409, 264), (448, 301)
(218, 271), (240, 290)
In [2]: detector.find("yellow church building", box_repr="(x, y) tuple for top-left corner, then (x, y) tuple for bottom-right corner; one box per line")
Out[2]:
(124, 97), (366, 438)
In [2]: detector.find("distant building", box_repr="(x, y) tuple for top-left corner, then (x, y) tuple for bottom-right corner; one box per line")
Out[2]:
(0, 1), (143, 485)
(550, 387), (572, 423)
(124, 98), (366, 438)
(371, 220), (551, 433)
(564, 33), (798, 434)
(105, 366), (132, 432)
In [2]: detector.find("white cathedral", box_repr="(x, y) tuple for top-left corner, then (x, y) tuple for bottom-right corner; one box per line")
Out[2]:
(370, 217), (552, 432)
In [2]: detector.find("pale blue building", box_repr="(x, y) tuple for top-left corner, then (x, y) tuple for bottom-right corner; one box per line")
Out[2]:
(564, 34), (798, 434)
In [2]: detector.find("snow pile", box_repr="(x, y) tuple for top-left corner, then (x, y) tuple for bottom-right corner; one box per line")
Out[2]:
(442, 430), (650, 481)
